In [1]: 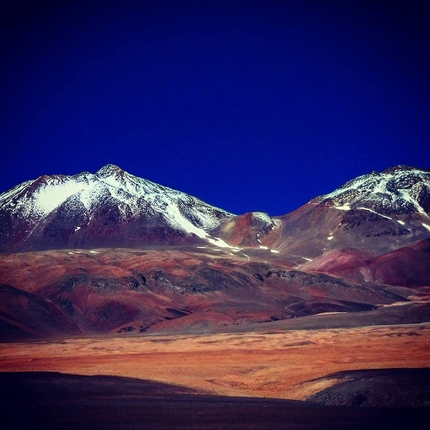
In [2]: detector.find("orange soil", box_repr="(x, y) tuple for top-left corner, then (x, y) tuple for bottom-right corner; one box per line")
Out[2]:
(1, 323), (429, 400)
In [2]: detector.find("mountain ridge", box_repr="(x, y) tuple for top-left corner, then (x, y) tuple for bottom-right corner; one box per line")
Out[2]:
(0, 164), (429, 255)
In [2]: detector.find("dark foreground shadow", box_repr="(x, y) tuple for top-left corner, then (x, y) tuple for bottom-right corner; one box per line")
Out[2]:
(1, 372), (429, 429)
(308, 368), (430, 407)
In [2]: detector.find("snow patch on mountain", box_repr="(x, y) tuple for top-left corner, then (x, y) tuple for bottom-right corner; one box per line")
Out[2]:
(162, 198), (234, 248)
(334, 204), (351, 211)
(356, 207), (393, 221)
(36, 181), (86, 215)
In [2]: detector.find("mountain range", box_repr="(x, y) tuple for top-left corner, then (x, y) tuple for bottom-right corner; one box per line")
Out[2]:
(0, 164), (429, 339)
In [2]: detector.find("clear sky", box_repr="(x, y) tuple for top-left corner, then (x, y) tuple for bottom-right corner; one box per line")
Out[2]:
(1, 1), (429, 216)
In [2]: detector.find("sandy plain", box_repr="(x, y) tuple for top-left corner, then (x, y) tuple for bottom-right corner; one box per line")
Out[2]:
(1, 322), (430, 401)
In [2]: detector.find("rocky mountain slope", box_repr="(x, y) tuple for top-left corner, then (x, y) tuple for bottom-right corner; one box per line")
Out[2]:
(274, 165), (430, 257)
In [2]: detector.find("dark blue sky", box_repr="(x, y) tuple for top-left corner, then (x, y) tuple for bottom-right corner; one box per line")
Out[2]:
(1, 1), (429, 216)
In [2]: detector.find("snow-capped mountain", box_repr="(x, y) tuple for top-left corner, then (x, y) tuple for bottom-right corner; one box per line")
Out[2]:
(275, 166), (430, 257)
(0, 164), (429, 255)
(0, 164), (234, 252)
(316, 165), (430, 216)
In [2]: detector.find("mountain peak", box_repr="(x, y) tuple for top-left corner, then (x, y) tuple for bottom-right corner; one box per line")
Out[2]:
(96, 164), (127, 178)
(317, 166), (430, 215)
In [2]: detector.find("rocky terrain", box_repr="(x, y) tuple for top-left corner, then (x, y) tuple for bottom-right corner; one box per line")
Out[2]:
(1, 243), (429, 339)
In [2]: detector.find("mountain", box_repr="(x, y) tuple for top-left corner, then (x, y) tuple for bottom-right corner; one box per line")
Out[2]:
(0, 164), (429, 339)
(0, 164), (236, 252)
(273, 165), (430, 258)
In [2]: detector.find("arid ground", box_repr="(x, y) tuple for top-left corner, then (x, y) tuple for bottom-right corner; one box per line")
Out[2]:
(1, 323), (430, 400)
(1, 323), (430, 428)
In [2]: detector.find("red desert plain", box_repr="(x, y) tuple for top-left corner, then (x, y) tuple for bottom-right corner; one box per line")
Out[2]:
(1, 323), (430, 400)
